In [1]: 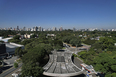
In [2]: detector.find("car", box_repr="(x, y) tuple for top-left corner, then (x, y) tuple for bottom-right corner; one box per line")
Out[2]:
(7, 55), (12, 59)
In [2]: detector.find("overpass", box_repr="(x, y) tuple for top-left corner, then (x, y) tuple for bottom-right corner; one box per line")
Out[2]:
(43, 50), (84, 77)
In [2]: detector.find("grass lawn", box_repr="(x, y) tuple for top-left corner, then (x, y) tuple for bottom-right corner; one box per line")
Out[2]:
(62, 47), (66, 49)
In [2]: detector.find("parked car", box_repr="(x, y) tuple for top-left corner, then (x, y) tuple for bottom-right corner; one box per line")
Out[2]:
(7, 55), (12, 59)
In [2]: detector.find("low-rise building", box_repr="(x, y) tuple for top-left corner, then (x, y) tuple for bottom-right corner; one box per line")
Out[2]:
(0, 42), (24, 59)
(0, 36), (12, 42)
(47, 34), (55, 37)
(24, 34), (31, 39)
(6, 42), (24, 55)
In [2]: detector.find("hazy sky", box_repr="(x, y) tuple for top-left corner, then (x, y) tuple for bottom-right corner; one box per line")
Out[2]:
(0, 0), (116, 29)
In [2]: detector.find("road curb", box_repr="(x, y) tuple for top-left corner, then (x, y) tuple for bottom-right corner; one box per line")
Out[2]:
(76, 57), (84, 63)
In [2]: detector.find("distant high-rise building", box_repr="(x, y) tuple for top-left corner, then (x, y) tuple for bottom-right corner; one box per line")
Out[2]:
(38, 26), (41, 31)
(73, 27), (76, 32)
(23, 27), (26, 31)
(10, 27), (12, 30)
(17, 26), (19, 30)
(43, 28), (46, 31)
(52, 27), (56, 31)
(41, 27), (43, 31)
(48, 28), (51, 31)
(27, 28), (31, 31)
(57, 28), (60, 31)
(60, 27), (63, 31)
(35, 26), (38, 31)
(33, 27), (35, 31)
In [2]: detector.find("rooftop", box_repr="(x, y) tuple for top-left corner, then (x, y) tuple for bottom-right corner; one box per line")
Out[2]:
(43, 50), (83, 77)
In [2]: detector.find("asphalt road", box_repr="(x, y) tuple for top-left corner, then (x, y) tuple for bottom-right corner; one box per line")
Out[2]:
(0, 63), (22, 77)
(73, 57), (98, 77)
(2, 56), (17, 72)
(0, 56), (22, 77)
(3, 56), (17, 65)
(73, 57), (83, 69)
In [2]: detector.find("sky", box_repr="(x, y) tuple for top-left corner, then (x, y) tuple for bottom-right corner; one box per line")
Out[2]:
(0, 0), (116, 29)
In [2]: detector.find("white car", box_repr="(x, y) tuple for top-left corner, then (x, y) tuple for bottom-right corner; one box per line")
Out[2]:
(7, 55), (12, 59)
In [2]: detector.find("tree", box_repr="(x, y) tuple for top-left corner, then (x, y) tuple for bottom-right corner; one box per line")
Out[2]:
(15, 47), (23, 57)
(21, 39), (33, 45)
(105, 73), (116, 77)
(62, 36), (73, 43)
(8, 35), (21, 43)
(38, 43), (53, 54)
(22, 47), (46, 65)
(93, 53), (116, 74)
(8, 39), (20, 43)
(21, 63), (43, 77)
(53, 39), (63, 50)
(30, 34), (37, 38)
(99, 37), (114, 50)
(83, 39), (96, 45)
(62, 36), (70, 43)
(69, 38), (81, 46)
(14, 62), (18, 68)
(21, 47), (46, 77)
(111, 65), (116, 72)
(0, 40), (4, 43)
(13, 35), (20, 40)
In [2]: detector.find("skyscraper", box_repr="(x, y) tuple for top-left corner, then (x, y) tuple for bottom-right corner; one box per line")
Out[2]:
(35, 26), (38, 31)
(38, 26), (41, 31)
(60, 27), (63, 31)
(23, 27), (26, 31)
(52, 27), (56, 31)
(73, 27), (76, 32)
(17, 26), (19, 31)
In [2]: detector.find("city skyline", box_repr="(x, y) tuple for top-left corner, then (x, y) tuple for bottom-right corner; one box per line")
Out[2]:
(0, 0), (116, 29)
(1, 26), (116, 32)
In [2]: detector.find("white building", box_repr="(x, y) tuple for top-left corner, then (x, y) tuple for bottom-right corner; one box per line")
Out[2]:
(0, 37), (12, 42)
(38, 26), (41, 31)
(6, 42), (24, 55)
(24, 34), (31, 39)
(114, 43), (116, 46)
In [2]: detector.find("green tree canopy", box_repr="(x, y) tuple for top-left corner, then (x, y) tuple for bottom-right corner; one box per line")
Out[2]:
(13, 35), (20, 40)
(21, 46), (46, 77)
(21, 62), (43, 77)
(14, 62), (18, 68)
(69, 38), (81, 46)
(15, 47), (23, 57)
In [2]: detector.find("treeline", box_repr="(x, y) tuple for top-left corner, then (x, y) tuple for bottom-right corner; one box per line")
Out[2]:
(0, 30), (16, 38)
